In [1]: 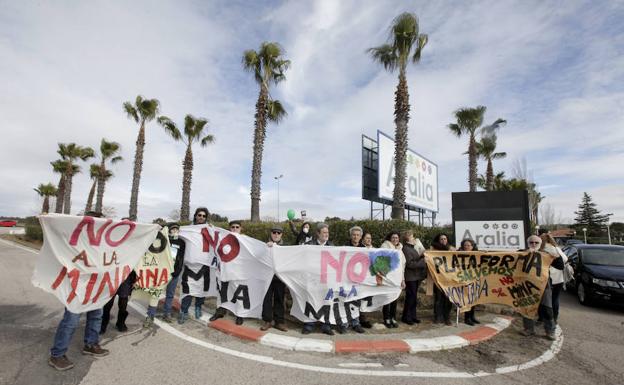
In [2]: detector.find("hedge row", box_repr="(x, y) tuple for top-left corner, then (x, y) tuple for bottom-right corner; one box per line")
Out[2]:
(213, 219), (451, 247)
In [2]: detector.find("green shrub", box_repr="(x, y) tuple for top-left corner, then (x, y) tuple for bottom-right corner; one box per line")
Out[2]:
(212, 219), (450, 247)
(25, 221), (43, 241)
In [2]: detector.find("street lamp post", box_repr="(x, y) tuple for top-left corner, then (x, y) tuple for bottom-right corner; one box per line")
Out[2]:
(582, 227), (587, 244)
(607, 224), (612, 245)
(274, 174), (283, 221)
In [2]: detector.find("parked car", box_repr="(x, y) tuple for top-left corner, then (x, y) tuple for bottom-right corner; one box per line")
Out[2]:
(564, 244), (624, 306)
(0, 220), (17, 227)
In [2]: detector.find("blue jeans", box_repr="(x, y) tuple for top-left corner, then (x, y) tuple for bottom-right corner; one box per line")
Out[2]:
(180, 296), (205, 313)
(51, 308), (102, 357)
(163, 275), (180, 315)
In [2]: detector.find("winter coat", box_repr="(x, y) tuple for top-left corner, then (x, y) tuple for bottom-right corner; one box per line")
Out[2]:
(305, 238), (334, 246)
(544, 244), (567, 285)
(403, 242), (427, 282)
(289, 221), (313, 245)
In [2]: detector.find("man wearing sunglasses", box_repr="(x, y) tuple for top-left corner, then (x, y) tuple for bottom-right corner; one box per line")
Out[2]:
(179, 207), (210, 324)
(260, 226), (288, 331)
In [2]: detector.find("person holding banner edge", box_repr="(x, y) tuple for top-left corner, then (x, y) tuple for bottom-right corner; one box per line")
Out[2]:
(380, 231), (405, 329)
(340, 226), (367, 333)
(161, 223), (185, 323)
(48, 211), (109, 371)
(179, 207), (210, 324)
(261, 226), (288, 332)
(302, 223), (335, 335)
(521, 235), (558, 340)
(458, 239), (481, 326)
(431, 233), (454, 326)
(401, 230), (426, 325)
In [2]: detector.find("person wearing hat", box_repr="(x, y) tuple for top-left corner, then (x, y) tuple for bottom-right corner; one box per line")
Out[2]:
(260, 225), (288, 331)
(161, 223), (186, 323)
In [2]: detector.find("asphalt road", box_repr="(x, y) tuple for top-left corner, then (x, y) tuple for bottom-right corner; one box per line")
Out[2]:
(1, 238), (623, 385)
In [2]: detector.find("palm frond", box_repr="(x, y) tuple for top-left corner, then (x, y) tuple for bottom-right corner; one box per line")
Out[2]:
(123, 102), (139, 123)
(267, 99), (287, 124)
(158, 116), (182, 141)
(447, 123), (463, 137)
(242, 49), (262, 84)
(368, 44), (398, 72)
(481, 118), (507, 136)
(111, 155), (123, 164)
(200, 134), (215, 147)
(412, 34), (428, 63)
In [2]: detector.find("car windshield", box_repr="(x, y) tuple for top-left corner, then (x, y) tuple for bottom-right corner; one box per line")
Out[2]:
(582, 248), (624, 266)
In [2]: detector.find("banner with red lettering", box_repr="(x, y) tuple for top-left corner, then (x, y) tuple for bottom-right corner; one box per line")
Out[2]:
(272, 245), (403, 324)
(32, 214), (160, 313)
(179, 225), (273, 318)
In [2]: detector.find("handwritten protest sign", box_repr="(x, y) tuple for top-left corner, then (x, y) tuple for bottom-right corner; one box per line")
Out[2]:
(424, 250), (553, 318)
(132, 227), (173, 305)
(179, 225), (273, 318)
(32, 214), (160, 313)
(273, 245), (403, 324)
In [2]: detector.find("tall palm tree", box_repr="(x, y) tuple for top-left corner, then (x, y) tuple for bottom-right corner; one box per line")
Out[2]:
(123, 95), (160, 221)
(56, 143), (94, 214)
(94, 139), (122, 213)
(448, 106), (506, 192)
(158, 114), (215, 222)
(475, 133), (507, 191)
(242, 42), (290, 222)
(368, 13), (428, 220)
(34, 183), (57, 214)
(51, 160), (67, 213)
(85, 164), (100, 213)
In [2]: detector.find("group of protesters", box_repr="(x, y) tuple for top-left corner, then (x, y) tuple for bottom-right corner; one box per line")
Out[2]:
(47, 208), (566, 371)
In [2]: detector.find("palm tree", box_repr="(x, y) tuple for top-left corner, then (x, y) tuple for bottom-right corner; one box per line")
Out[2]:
(94, 139), (122, 213)
(448, 106), (506, 192)
(123, 95), (160, 221)
(368, 12), (428, 219)
(475, 133), (507, 191)
(242, 42), (290, 222)
(51, 160), (67, 213)
(158, 114), (215, 222)
(34, 183), (57, 214)
(477, 171), (506, 191)
(85, 164), (100, 213)
(57, 143), (95, 214)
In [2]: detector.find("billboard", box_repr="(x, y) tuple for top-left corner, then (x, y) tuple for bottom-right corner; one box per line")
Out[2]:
(377, 130), (439, 212)
(452, 191), (531, 250)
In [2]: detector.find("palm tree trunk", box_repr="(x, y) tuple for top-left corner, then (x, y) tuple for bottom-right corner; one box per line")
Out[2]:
(180, 144), (193, 222)
(55, 174), (65, 213)
(250, 85), (269, 222)
(486, 159), (494, 191)
(42, 196), (50, 214)
(63, 174), (73, 214)
(468, 134), (478, 192)
(95, 161), (106, 213)
(391, 65), (410, 220)
(129, 122), (146, 221)
(85, 179), (96, 213)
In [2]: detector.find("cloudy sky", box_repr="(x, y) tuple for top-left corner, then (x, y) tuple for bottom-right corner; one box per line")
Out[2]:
(1, 0), (623, 225)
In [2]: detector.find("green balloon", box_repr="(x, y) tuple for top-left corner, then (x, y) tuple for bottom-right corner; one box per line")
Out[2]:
(287, 209), (296, 220)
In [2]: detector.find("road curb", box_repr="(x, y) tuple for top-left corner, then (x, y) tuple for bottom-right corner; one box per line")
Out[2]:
(200, 313), (513, 354)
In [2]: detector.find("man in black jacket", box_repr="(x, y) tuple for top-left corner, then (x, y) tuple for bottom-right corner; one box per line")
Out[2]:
(162, 223), (185, 323)
(342, 226), (366, 333)
(401, 230), (426, 325)
(260, 226), (288, 331)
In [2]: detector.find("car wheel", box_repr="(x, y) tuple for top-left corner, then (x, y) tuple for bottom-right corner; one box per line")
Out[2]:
(577, 282), (592, 306)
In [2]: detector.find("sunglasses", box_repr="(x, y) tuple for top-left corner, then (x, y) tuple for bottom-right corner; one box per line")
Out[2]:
(529, 241), (540, 245)
(230, 225), (240, 229)
(196, 214), (206, 218)
(272, 231), (282, 235)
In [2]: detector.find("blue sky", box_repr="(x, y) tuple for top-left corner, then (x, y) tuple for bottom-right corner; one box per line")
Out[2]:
(1, 0), (622, 225)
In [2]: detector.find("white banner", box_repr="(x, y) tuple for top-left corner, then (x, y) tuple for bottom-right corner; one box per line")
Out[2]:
(377, 130), (439, 212)
(132, 227), (173, 306)
(32, 214), (160, 313)
(454, 220), (526, 250)
(273, 245), (403, 324)
(179, 225), (273, 318)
